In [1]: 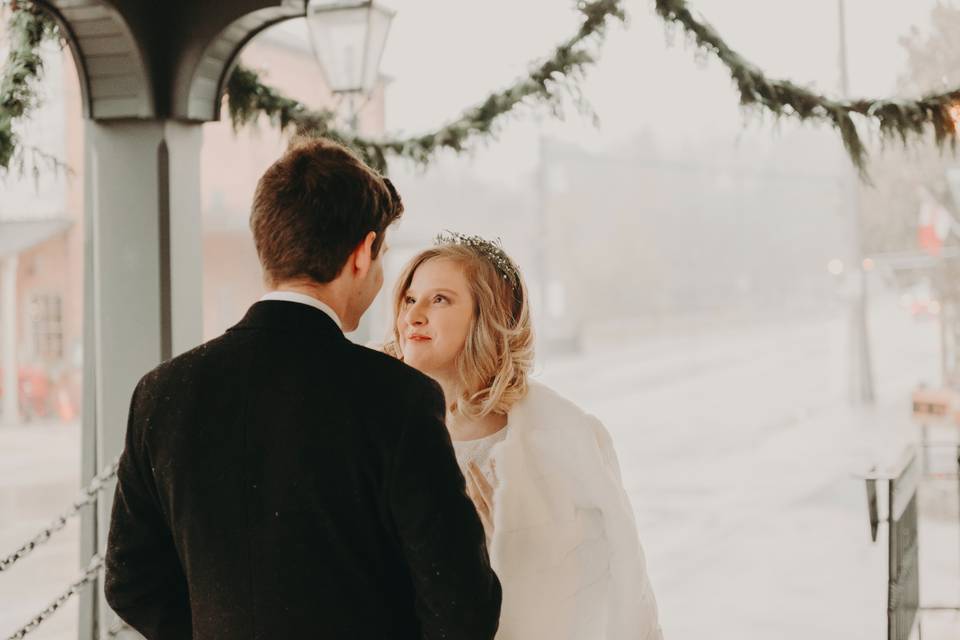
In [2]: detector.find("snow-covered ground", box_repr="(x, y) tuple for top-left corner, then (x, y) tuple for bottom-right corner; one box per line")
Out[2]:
(538, 295), (959, 639)
(1, 292), (958, 639)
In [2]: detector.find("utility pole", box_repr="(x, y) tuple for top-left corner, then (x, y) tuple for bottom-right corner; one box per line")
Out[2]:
(838, 0), (876, 403)
(535, 136), (550, 339)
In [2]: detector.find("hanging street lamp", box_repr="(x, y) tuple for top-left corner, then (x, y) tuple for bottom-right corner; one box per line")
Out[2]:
(305, 0), (395, 129)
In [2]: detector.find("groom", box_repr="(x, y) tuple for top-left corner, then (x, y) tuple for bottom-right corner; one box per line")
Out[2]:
(104, 138), (502, 639)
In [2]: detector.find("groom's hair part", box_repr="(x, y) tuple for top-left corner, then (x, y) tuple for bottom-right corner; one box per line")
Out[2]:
(250, 137), (403, 286)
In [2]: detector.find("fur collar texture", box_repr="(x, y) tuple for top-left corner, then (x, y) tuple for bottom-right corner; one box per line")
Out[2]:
(487, 380), (663, 640)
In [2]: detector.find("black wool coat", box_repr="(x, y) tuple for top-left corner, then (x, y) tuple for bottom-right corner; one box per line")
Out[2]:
(104, 301), (502, 639)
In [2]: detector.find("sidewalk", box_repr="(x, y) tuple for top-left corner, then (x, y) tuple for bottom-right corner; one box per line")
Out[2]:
(0, 421), (81, 640)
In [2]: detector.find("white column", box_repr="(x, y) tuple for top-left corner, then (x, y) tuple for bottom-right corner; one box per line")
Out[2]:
(78, 120), (204, 640)
(1, 255), (19, 426)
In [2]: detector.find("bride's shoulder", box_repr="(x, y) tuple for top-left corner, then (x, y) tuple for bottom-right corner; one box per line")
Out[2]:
(515, 379), (595, 432)
(514, 380), (614, 471)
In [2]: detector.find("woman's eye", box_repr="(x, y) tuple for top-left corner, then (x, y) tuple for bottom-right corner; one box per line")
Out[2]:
(403, 296), (415, 306)
(433, 295), (447, 304)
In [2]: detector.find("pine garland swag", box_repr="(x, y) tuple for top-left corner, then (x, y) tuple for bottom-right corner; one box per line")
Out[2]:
(0, 3), (57, 170)
(4, 0), (960, 178)
(225, 0), (627, 173)
(0, 0), (626, 175)
(654, 0), (960, 176)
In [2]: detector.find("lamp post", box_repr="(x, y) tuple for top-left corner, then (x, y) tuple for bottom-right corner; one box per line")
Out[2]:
(306, 0), (395, 344)
(305, 0), (395, 131)
(837, 0), (875, 404)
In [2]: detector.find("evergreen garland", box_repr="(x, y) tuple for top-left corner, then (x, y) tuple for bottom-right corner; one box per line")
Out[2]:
(3, 0), (960, 177)
(0, 0), (625, 175)
(655, 0), (960, 176)
(0, 2), (59, 171)
(227, 0), (626, 173)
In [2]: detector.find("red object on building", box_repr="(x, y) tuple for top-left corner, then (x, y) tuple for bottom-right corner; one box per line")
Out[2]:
(0, 365), (54, 421)
(917, 187), (953, 256)
(917, 221), (942, 256)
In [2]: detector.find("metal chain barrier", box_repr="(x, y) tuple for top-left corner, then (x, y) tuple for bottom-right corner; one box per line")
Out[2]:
(4, 554), (102, 640)
(0, 458), (123, 639)
(0, 458), (119, 573)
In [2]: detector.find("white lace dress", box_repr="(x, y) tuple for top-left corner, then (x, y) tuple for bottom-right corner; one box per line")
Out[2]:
(451, 426), (509, 485)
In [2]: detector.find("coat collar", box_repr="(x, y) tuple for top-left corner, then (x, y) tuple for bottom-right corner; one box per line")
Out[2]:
(229, 300), (345, 340)
(503, 380), (586, 441)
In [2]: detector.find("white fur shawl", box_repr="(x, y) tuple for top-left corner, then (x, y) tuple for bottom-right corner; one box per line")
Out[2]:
(488, 381), (662, 640)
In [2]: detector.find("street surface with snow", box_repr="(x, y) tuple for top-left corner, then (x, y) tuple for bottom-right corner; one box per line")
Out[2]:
(2, 293), (958, 639)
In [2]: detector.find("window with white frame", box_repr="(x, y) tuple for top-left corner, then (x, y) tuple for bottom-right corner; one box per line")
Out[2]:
(30, 293), (63, 361)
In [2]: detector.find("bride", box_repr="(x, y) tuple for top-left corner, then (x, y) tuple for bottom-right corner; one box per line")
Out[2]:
(384, 232), (662, 639)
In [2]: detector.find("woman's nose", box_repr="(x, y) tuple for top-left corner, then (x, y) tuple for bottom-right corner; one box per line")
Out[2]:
(405, 302), (426, 326)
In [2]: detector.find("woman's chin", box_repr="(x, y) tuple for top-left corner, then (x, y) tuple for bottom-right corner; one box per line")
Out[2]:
(402, 353), (429, 373)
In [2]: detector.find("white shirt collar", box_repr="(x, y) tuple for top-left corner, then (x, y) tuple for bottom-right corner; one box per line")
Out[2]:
(259, 290), (343, 331)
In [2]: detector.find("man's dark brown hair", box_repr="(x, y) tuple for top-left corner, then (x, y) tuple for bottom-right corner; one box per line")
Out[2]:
(250, 137), (403, 285)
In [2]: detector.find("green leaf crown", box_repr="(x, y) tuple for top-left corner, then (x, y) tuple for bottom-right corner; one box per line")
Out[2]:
(433, 231), (521, 293)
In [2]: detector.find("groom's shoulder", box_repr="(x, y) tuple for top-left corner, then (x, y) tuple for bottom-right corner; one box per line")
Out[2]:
(134, 332), (241, 390)
(343, 342), (441, 398)
(343, 341), (425, 382)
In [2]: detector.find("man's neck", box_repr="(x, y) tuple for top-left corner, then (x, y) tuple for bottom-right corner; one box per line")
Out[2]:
(270, 279), (349, 327)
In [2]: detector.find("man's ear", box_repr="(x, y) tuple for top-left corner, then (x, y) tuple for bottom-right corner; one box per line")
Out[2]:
(351, 231), (378, 278)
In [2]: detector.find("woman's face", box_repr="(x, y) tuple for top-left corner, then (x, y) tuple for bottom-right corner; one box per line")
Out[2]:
(397, 257), (474, 378)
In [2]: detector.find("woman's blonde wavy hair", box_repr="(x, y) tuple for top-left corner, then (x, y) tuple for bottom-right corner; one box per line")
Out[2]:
(384, 243), (534, 419)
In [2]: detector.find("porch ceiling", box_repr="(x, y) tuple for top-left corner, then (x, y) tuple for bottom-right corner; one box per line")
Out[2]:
(40, 0), (307, 122)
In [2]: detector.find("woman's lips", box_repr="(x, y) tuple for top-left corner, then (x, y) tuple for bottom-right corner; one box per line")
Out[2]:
(407, 335), (431, 342)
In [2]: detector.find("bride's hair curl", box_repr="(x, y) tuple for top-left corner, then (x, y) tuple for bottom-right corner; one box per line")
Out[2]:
(384, 242), (534, 419)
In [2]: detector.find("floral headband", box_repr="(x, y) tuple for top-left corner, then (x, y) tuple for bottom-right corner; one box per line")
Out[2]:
(433, 231), (521, 292)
